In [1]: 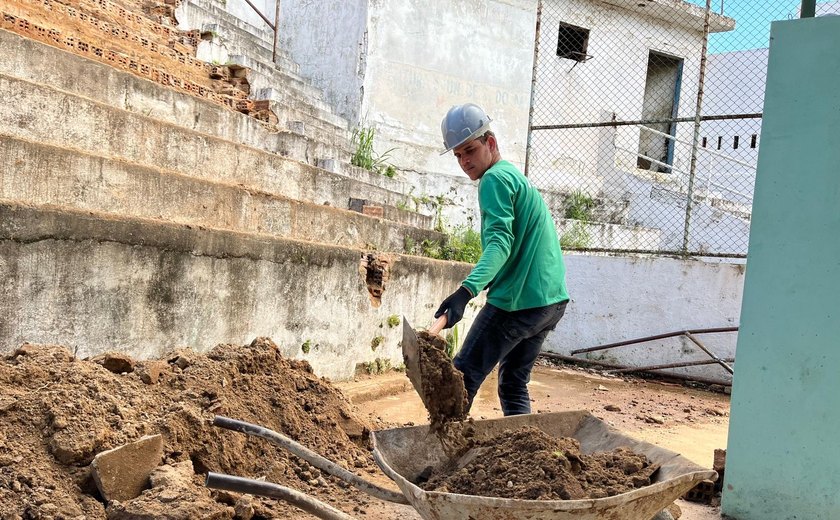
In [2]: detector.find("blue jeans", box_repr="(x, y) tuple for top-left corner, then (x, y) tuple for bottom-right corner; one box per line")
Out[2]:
(453, 300), (568, 416)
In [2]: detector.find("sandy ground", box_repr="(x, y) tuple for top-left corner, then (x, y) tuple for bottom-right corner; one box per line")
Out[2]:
(337, 360), (730, 520)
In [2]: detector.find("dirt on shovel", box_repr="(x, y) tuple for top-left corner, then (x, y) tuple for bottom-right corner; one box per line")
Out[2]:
(415, 331), (469, 431)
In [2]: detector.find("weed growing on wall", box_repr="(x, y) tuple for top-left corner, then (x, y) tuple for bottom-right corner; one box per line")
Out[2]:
(351, 125), (396, 177)
(564, 190), (596, 221)
(560, 190), (595, 249)
(404, 226), (482, 263)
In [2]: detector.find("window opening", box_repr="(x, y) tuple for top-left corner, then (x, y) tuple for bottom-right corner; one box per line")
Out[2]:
(733, 135), (739, 149)
(557, 22), (590, 62)
(751, 134), (758, 148)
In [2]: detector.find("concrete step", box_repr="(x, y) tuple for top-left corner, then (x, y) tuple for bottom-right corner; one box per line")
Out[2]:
(0, 135), (441, 251)
(227, 54), (339, 116)
(176, 0), (301, 73)
(0, 28), (350, 158)
(0, 73), (431, 228)
(0, 200), (471, 380)
(177, 0), (280, 54)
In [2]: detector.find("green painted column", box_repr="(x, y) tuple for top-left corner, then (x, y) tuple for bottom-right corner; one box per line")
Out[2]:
(722, 16), (840, 519)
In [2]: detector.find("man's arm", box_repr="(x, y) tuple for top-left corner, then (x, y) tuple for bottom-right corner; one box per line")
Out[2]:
(462, 172), (515, 296)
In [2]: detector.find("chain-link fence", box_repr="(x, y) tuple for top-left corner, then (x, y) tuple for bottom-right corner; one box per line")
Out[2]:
(526, 0), (829, 257)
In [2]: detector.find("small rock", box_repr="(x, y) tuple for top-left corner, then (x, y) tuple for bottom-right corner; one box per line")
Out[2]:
(596, 384), (609, 392)
(96, 353), (135, 374)
(604, 404), (621, 412)
(136, 361), (168, 385)
(506, 480), (513, 488)
(646, 415), (665, 425)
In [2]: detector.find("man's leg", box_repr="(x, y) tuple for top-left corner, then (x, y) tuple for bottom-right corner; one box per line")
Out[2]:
(498, 301), (567, 415)
(453, 304), (517, 411)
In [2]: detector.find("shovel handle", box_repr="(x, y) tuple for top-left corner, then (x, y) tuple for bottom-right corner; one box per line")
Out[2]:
(429, 315), (447, 336)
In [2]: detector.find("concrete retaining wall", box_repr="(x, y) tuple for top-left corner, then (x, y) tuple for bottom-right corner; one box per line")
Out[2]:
(0, 202), (475, 381)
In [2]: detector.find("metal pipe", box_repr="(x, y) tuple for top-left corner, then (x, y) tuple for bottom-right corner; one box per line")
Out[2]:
(206, 473), (354, 520)
(531, 113), (762, 131)
(684, 332), (734, 374)
(570, 327), (739, 355)
(242, 0), (275, 30)
(801, 0), (816, 17)
(562, 248), (746, 258)
(212, 416), (410, 505)
(524, 0), (543, 177)
(272, 0), (281, 63)
(682, 0), (713, 254)
(540, 353), (732, 386)
(606, 358), (735, 374)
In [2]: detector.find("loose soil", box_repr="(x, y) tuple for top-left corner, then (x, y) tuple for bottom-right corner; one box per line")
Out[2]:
(338, 362), (732, 520)
(0, 339), (387, 519)
(0, 340), (730, 520)
(414, 331), (468, 430)
(421, 426), (660, 500)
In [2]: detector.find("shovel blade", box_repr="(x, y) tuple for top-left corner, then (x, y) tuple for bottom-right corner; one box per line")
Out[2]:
(401, 317), (427, 408)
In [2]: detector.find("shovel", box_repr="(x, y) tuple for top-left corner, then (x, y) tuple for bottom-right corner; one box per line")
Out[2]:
(401, 315), (447, 410)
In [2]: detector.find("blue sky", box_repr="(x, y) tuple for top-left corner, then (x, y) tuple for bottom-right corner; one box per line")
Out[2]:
(684, 0), (810, 53)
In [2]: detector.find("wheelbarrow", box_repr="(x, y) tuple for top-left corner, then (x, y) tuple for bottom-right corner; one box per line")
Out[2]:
(206, 411), (716, 520)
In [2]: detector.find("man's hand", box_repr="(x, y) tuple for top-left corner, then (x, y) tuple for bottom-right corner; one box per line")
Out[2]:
(434, 286), (473, 328)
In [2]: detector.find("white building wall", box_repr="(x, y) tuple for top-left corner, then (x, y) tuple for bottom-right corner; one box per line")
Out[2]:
(361, 0), (538, 176)
(277, 0), (369, 125)
(530, 0), (712, 193)
(545, 253), (744, 383)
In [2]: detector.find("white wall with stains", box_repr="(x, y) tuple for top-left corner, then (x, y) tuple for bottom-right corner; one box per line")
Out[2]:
(545, 253), (744, 384)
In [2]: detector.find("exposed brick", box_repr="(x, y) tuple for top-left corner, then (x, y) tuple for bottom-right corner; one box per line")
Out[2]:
(362, 205), (385, 218)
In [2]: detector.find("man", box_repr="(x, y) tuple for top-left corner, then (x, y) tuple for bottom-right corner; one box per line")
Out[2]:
(435, 102), (569, 416)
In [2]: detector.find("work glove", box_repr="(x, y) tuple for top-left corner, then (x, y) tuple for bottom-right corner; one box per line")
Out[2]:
(434, 286), (473, 328)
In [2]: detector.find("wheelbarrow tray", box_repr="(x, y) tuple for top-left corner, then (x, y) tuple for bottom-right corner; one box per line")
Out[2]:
(371, 410), (716, 520)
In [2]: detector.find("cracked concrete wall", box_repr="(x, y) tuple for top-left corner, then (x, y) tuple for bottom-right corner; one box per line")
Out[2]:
(0, 203), (477, 382)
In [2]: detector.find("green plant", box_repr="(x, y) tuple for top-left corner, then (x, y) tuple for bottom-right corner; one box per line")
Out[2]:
(350, 125), (396, 175)
(370, 334), (385, 351)
(564, 190), (596, 221)
(363, 357), (392, 375)
(301, 340), (312, 354)
(560, 220), (591, 249)
(386, 315), (400, 328)
(448, 226), (482, 263)
(445, 325), (462, 359)
(403, 236), (417, 255)
(383, 165), (397, 178)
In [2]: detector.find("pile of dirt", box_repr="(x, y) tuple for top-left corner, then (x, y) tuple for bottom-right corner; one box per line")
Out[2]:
(0, 338), (384, 519)
(415, 331), (468, 430)
(422, 426), (660, 500)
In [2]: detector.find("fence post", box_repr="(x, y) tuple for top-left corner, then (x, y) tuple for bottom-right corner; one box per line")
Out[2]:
(524, 0), (543, 177)
(272, 0), (281, 63)
(801, 0), (816, 17)
(682, 0), (713, 255)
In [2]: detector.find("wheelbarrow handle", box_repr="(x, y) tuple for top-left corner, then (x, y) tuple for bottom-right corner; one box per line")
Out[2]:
(212, 416), (410, 505)
(206, 472), (355, 520)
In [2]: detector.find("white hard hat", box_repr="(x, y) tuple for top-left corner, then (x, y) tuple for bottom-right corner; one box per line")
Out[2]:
(440, 103), (492, 154)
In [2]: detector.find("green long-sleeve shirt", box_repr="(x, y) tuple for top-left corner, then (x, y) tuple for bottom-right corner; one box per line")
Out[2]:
(462, 160), (569, 311)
